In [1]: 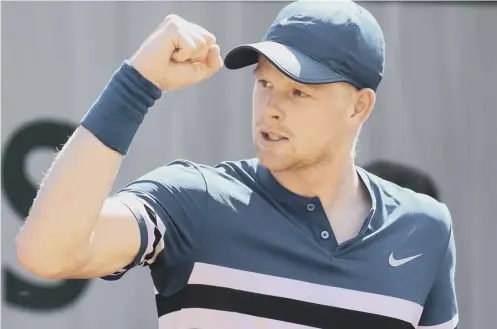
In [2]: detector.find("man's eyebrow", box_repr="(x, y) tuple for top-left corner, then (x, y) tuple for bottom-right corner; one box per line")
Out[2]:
(251, 66), (322, 91)
(295, 82), (322, 91)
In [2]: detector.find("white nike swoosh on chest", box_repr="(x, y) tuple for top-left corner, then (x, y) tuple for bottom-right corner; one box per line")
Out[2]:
(388, 253), (422, 267)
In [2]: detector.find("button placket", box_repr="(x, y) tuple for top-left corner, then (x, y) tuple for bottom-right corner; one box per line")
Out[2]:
(303, 200), (337, 250)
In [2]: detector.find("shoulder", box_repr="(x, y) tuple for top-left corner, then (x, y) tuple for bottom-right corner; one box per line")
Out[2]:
(126, 158), (259, 192)
(207, 158), (260, 178)
(365, 169), (453, 242)
(162, 157), (260, 188)
(125, 159), (207, 189)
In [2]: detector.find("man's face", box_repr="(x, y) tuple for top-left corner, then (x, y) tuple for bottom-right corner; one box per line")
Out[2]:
(252, 57), (367, 173)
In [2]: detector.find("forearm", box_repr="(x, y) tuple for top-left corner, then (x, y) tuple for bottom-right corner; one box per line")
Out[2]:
(16, 62), (162, 276)
(16, 127), (122, 273)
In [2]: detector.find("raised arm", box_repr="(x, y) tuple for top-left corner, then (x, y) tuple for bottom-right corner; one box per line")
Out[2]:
(15, 14), (222, 279)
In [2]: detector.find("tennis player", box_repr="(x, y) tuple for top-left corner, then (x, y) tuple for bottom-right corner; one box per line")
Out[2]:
(16, 1), (458, 329)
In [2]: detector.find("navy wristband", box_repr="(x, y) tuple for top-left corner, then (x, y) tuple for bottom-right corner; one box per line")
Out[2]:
(80, 60), (162, 155)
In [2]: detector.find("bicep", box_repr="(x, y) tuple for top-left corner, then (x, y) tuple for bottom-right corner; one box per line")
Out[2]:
(95, 160), (208, 281)
(59, 161), (207, 280)
(62, 197), (143, 279)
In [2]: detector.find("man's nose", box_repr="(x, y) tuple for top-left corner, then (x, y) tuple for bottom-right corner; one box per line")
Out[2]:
(263, 93), (286, 121)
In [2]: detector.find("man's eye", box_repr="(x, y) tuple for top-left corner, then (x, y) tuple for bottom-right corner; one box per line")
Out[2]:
(293, 89), (309, 98)
(258, 79), (271, 88)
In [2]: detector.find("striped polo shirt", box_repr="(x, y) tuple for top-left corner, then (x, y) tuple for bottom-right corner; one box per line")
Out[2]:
(101, 158), (458, 329)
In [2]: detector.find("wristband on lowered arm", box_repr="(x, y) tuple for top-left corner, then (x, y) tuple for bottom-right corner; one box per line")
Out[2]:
(80, 60), (162, 155)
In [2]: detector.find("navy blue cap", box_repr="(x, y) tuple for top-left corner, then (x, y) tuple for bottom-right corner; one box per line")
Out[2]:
(224, 0), (385, 91)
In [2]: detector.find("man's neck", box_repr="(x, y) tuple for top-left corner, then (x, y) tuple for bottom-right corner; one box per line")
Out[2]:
(270, 157), (362, 209)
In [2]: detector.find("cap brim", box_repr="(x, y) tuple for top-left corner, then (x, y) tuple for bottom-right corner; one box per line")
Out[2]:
(224, 41), (358, 86)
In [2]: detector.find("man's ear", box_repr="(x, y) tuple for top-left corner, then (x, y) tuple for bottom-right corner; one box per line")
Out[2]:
(351, 88), (376, 124)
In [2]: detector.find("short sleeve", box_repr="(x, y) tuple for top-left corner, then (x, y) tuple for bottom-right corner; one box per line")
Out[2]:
(418, 206), (458, 329)
(100, 160), (208, 281)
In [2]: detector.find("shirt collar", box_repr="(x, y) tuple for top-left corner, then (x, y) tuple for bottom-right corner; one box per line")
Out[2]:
(255, 161), (382, 231)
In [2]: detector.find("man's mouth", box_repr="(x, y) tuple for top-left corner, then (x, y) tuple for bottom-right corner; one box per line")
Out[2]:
(261, 132), (288, 142)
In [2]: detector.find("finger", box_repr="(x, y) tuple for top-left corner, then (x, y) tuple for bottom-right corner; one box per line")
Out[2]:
(198, 27), (216, 46)
(205, 44), (223, 74)
(185, 24), (216, 62)
(189, 33), (210, 63)
(189, 49), (221, 82)
(172, 60), (210, 85)
(171, 31), (197, 62)
(159, 14), (180, 30)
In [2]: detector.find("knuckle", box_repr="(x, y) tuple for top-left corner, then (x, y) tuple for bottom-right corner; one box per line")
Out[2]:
(204, 32), (216, 45)
(163, 14), (183, 30)
(163, 20), (182, 35)
(179, 40), (194, 52)
(195, 38), (208, 48)
(164, 14), (180, 22)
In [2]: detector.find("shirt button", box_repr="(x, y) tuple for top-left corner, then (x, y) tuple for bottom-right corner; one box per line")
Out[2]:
(306, 203), (315, 212)
(320, 231), (330, 239)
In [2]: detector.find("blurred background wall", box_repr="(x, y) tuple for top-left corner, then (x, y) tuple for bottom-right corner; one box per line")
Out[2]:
(2, 1), (496, 329)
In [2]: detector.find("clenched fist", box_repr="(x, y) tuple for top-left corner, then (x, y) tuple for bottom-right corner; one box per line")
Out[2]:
(129, 14), (223, 91)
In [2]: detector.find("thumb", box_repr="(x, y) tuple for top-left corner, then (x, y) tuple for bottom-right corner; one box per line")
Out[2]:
(174, 44), (223, 83)
(205, 44), (223, 75)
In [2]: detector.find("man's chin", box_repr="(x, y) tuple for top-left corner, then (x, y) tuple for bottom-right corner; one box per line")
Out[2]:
(257, 152), (294, 173)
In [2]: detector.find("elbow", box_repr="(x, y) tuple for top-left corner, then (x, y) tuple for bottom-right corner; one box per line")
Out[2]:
(15, 234), (70, 280)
